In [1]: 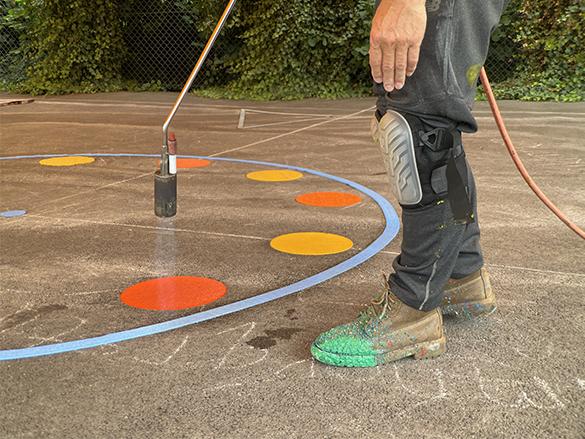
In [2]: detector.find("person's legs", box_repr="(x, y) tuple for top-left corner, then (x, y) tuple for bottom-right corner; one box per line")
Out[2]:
(376, 0), (508, 311)
(386, 148), (484, 310)
(311, 0), (508, 367)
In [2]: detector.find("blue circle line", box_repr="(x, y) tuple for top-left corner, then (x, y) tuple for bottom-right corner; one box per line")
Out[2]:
(1, 210), (27, 218)
(0, 153), (399, 361)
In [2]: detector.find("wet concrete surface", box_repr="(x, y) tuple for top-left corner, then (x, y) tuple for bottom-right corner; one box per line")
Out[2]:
(0, 92), (584, 438)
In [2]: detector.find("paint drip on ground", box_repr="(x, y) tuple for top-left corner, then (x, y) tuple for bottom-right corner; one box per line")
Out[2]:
(246, 328), (303, 349)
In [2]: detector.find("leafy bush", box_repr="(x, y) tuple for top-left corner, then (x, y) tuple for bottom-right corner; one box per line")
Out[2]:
(1, 0), (582, 101)
(485, 0), (523, 83)
(0, 0), (26, 86)
(510, 0), (585, 101)
(119, 0), (206, 89)
(211, 0), (375, 100)
(3, 0), (126, 94)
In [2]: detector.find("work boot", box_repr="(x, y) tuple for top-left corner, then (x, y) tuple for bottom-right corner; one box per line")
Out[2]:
(442, 268), (496, 318)
(311, 279), (446, 367)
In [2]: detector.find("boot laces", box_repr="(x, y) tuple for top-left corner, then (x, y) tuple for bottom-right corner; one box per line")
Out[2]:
(369, 274), (396, 320)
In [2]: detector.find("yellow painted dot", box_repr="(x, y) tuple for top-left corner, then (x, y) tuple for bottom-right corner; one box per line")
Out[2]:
(39, 156), (95, 167)
(270, 232), (353, 256)
(246, 170), (303, 182)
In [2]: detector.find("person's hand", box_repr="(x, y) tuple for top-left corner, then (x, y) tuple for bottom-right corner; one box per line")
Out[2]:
(370, 0), (427, 92)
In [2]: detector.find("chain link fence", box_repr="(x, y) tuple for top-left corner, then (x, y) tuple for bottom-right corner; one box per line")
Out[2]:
(118, 4), (520, 90)
(0, 0), (521, 93)
(120, 2), (521, 91)
(0, 0), (20, 84)
(119, 4), (234, 90)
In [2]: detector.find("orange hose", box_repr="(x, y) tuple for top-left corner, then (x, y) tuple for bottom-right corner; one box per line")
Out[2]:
(479, 68), (585, 240)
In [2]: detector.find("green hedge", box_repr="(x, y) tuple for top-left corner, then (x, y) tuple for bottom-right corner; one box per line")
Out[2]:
(1, 0), (583, 101)
(509, 0), (584, 101)
(2, 0), (127, 94)
(207, 0), (375, 100)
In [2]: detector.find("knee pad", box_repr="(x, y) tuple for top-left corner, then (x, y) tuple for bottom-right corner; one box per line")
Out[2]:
(371, 110), (423, 205)
(372, 110), (474, 224)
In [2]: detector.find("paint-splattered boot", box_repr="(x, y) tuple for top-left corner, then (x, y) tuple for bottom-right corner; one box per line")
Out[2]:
(311, 282), (446, 368)
(442, 268), (496, 318)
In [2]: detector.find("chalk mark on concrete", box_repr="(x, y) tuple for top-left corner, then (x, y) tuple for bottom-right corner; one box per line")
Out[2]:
(533, 376), (566, 409)
(210, 106), (375, 157)
(26, 317), (86, 347)
(0, 303), (38, 334)
(393, 367), (448, 417)
(382, 250), (585, 278)
(34, 171), (153, 216)
(29, 214), (269, 241)
(132, 335), (190, 366)
(64, 289), (115, 297)
(214, 322), (269, 370)
(274, 358), (310, 376)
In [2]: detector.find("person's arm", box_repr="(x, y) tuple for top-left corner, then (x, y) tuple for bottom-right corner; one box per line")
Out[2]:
(370, 0), (427, 92)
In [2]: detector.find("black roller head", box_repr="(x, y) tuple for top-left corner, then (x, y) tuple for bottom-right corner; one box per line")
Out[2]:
(154, 171), (177, 217)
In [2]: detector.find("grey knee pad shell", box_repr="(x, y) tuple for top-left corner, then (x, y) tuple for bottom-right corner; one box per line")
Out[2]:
(377, 110), (474, 223)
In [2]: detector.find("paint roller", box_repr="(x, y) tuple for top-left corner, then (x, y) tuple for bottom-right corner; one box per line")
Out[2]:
(155, 0), (238, 217)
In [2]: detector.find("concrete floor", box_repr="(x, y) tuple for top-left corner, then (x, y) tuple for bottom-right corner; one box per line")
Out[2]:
(0, 92), (584, 438)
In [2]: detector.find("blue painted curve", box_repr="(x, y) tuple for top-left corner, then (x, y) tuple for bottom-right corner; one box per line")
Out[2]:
(1, 210), (27, 218)
(0, 153), (399, 361)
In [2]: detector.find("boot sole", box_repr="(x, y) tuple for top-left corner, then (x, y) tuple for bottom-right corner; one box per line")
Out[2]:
(311, 336), (446, 368)
(442, 298), (497, 319)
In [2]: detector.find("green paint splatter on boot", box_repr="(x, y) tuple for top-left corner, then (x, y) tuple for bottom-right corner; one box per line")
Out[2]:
(311, 285), (446, 368)
(311, 323), (380, 367)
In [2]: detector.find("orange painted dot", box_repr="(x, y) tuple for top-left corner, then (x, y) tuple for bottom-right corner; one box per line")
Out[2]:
(157, 159), (211, 169)
(177, 158), (211, 168)
(120, 276), (227, 311)
(296, 191), (362, 208)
